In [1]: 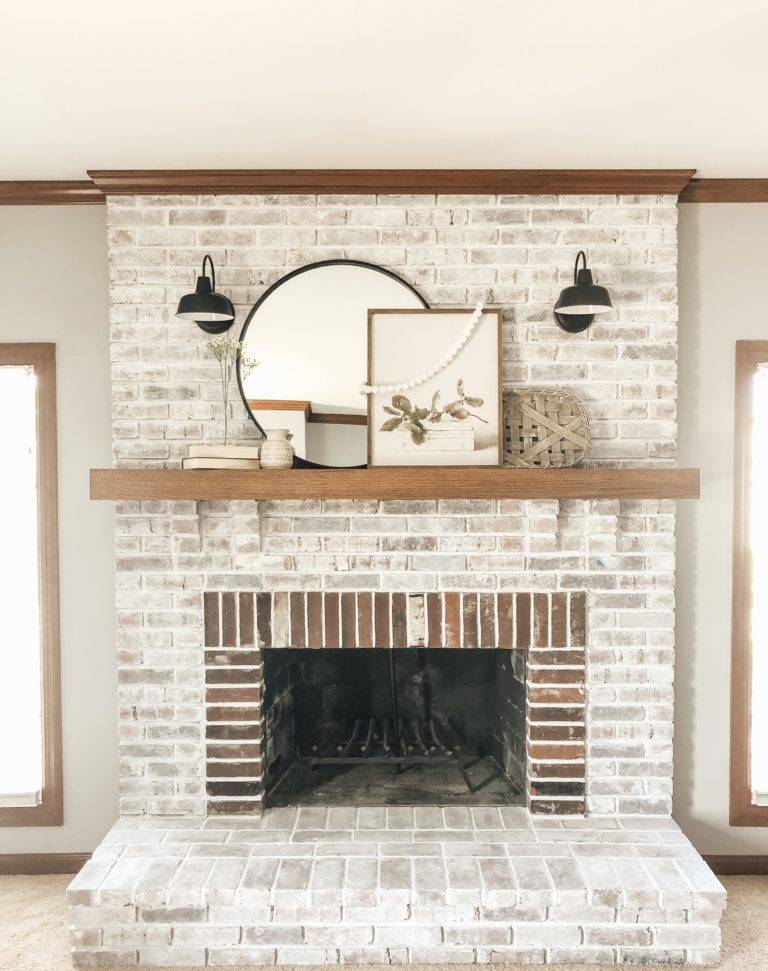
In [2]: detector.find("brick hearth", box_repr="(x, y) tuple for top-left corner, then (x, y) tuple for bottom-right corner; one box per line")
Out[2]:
(67, 809), (725, 967)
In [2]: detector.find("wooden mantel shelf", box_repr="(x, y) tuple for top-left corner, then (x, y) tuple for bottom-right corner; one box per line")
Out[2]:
(90, 467), (700, 501)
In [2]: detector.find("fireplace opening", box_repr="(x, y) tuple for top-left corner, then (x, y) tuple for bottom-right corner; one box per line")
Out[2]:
(263, 648), (526, 806)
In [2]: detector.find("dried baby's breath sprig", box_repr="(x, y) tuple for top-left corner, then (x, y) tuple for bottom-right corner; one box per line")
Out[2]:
(206, 336), (259, 445)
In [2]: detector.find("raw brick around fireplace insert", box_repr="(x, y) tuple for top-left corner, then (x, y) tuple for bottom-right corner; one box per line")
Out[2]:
(203, 590), (587, 817)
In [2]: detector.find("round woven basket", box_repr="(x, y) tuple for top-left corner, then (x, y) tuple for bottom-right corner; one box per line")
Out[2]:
(504, 388), (589, 469)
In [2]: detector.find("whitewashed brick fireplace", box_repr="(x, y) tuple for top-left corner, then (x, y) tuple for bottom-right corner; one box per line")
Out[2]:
(67, 190), (725, 966)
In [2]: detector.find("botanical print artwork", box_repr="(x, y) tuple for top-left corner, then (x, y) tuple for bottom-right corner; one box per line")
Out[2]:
(379, 380), (488, 453)
(368, 309), (501, 467)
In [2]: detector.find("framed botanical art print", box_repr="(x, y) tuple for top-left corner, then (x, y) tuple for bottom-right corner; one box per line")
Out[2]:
(367, 308), (502, 467)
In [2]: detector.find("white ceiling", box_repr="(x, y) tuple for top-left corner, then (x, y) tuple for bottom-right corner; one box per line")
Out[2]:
(3, 0), (767, 179)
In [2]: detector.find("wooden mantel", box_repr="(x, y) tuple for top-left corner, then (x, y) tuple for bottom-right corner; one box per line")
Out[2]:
(90, 467), (699, 501)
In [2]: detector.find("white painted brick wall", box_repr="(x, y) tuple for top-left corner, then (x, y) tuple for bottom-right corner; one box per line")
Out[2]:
(106, 195), (678, 817)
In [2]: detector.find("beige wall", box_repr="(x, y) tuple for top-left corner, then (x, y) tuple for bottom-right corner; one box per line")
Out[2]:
(677, 204), (768, 853)
(1, 203), (767, 854)
(0, 207), (115, 855)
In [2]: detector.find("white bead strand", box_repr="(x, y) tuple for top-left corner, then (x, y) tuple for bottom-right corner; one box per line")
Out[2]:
(359, 294), (488, 397)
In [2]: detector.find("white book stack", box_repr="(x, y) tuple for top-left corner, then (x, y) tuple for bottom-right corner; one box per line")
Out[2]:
(182, 444), (261, 470)
(396, 421), (476, 453)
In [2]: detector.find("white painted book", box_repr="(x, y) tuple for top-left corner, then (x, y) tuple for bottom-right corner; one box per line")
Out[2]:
(188, 444), (261, 460)
(182, 457), (261, 470)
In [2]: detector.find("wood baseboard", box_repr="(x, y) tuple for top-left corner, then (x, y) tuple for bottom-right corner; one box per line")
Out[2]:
(0, 852), (765, 876)
(0, 852), (90, 875)
(704, 854), (768, 875)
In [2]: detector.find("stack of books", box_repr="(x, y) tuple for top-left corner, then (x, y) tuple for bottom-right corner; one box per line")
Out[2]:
(182, 444), (261, 470)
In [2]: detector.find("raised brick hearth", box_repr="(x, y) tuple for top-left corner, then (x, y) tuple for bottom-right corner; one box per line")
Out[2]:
(68, 810), (725, 967)
(69, 190), (726, 966)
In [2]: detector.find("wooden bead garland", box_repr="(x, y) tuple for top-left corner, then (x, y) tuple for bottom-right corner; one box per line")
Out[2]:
(359, 293), (489, 397)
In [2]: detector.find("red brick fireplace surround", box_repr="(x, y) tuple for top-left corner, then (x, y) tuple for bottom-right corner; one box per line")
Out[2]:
(203, 590), (587, 816)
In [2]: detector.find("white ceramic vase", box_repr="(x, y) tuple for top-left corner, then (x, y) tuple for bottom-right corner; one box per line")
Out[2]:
(259, 429), (294, 469)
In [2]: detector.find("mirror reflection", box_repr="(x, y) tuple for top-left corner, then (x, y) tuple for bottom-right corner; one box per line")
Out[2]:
(238, 261), (427, 468)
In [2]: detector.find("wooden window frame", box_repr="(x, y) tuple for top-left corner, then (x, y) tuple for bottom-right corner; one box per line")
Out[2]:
(0, 344), (62, 826)
(731, 341), (768, 825)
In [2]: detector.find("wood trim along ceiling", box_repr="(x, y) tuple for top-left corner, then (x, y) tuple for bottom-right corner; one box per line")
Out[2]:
(0, 853), (90, 875)
(87, 168), (696, 196)
(0, 181), (104, 205)
(679, 179), (768, 203)
(246, 399), (367, 426)
(4, 171), (768, 204)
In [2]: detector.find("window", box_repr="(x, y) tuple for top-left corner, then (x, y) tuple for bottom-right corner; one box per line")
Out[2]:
(0, 344), (62, 826)
(732, 341), (768, 825)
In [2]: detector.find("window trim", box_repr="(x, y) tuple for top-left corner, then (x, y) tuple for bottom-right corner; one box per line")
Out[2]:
(731, 341), (768, 825)
(0, 344), (62, 827)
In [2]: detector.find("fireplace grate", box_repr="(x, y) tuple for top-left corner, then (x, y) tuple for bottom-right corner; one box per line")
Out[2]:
(298, 714), (493, 794)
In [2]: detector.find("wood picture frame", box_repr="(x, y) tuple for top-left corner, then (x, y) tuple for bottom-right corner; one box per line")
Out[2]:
(366, 309), (503, 468)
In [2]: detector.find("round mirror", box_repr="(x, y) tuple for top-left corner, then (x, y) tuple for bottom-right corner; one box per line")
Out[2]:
(237, 260), (428, 468)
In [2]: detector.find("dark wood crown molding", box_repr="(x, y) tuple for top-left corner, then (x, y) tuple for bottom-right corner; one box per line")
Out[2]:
(8, 171), (768, 204)
(679, 178), (768, 203)
(0, 181), (104, 205)
(87, 168), (697, 196)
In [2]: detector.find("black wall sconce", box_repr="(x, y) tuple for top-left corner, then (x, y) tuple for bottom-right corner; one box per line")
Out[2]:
(554, 250), (613, 333)
(176, 255), (235, 334)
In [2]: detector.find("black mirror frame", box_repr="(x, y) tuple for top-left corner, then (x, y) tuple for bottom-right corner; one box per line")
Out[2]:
(236, 259), (429, 469)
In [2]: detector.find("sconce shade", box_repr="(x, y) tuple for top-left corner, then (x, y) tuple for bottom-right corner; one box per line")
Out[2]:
(176, 256), (235, 334)
(554, 252), (613, 333)
(554, 270), (613, 315)
(176, 279), (235, 322)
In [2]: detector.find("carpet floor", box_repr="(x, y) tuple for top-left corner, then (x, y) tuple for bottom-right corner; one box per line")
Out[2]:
(0, 873), (764, 969)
